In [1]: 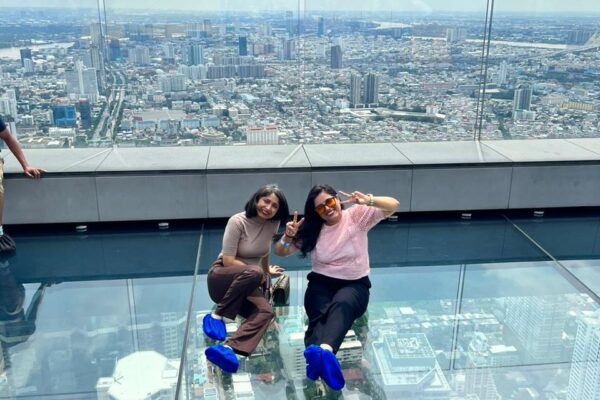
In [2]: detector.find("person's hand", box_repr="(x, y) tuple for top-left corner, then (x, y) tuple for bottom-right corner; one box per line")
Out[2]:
(285, 211), (304, 238)
(269, 265), (285, 277)
(339, 190), (369, 205)
(23, 166), (46, 179)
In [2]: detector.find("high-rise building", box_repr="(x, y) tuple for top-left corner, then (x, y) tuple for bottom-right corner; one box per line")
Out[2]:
(65, 62), (99, 104)
(0, 89), (18, 121)
(246, 125), (279, 145)
(513, 84), (533, 115)
(446, 27), (467, 43)
(77, 99), (92, 129)
(504, 295), (568, 362)
(369, 333), (452, 398)
(109, 39), (121, 61)
(566, 310), (600, 400)
(89, 22), (102, 46)
(317, 17), (325, 37)
(464, 332), (501, 400)
(52, 103), (77, 128)
(238, 36), (248, 56)
(19, 48), (32, 67)
(87, 45), (106, 90)
(131, 46), (150, 66)
(282, 38), (296, 61)
(23, 58), (35, 73)
(162, 43), (175, 63)
(285, 11), (294, 36)
(158, 74), (186, 92)
(364, 73), (379, 105)
(497, 60), (508, 86)
(349, 74), (362, 107)
(237, 64), (266, 78)
(567, 30), (594, 45)
(182, 43), (203, 66)
(330, 45), (343, 69)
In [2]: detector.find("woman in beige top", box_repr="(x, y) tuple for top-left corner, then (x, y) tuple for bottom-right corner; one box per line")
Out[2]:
(203, 184), (289, 373)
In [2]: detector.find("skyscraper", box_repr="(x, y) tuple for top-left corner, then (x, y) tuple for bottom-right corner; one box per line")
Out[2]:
(317, 17), (325, 37)
(513, 84), (533, 113)
(158, 74), (186, 92)
(282, 38), (296, 61)
(330, 45), (342, 69)
(238, 36), (248, 56)
(504, 295), (568, 362)
(349, 74), (362, 107)
(19, 48), (32, 67)
(52, 103), (77, 127)
(285, 11), (294, 36)
(446, 27), (467, 43)
(182, 43), (204, 65)
(109, 39), (121, 61)
(77, 99), (92, 129)
(131, 46), (150, 66)
(465, 332), (501, 400)
(65, 62), (99, 104)
(497, 60), (508, 86)
(364, 73), (379, 105)
(88, 45), (106, 91)
(566, 310), (600, 400)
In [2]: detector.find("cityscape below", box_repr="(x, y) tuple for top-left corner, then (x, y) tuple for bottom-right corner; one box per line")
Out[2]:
(0, 6), (599, 149)
(0, 215), (599, 399)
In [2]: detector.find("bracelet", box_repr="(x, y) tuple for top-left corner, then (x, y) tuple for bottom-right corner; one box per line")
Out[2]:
(284, 232), (295, 239)
(367, 194), (375, 206)
(279, 237), (291, 248)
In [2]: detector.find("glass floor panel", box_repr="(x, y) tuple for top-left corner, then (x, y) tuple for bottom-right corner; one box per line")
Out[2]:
(1, 214), (599, 399)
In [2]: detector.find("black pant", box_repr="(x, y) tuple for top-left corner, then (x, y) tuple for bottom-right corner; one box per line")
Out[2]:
(304, 272), (371, 353)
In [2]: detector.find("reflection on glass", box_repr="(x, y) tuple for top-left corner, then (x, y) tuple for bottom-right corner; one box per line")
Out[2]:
(4, 0), (597, 150)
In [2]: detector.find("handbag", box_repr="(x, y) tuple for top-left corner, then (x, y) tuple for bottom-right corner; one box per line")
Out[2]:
(271, 274), (290, 306)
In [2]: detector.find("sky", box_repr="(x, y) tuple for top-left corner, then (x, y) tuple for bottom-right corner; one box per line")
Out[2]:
(2, 0), (599, 14)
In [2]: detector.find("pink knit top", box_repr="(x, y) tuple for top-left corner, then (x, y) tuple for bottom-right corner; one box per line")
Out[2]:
(311, 205), (385, 280)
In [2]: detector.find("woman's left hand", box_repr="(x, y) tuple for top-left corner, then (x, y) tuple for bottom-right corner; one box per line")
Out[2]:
(339, 190), (369, 205)
(269, 265), (285, 277)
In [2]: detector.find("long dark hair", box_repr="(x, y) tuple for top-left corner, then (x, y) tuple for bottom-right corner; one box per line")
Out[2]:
(295, 184), (342, 258)
(244, 184), (290, 223)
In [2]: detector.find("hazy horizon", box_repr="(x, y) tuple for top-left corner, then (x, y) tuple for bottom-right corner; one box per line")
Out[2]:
(0, 0), (599, 15)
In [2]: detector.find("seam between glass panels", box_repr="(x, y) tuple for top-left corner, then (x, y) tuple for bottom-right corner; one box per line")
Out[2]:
(503, 214), (600, 303)
(175, 225), (204, 399)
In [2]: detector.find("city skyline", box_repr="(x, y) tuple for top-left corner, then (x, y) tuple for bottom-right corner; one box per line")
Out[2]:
(1, 1), (600, 14)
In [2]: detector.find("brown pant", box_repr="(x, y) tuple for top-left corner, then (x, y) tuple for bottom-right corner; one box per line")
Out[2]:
(207, 259), (274, 356)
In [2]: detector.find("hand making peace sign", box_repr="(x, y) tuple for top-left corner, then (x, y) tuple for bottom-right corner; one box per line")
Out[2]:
(285, 211), (305, 238)
(338, 190), (370, 205)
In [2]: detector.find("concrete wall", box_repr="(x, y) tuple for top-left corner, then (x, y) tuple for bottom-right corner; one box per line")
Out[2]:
(3, 139), (600, 224)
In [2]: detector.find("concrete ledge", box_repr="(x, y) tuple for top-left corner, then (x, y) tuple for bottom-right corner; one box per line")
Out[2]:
(3, 140), (600, 224)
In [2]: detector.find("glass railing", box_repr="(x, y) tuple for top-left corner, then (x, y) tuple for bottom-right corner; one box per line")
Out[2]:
(1, 1), (598, 149)
(1, 213), (599, 398)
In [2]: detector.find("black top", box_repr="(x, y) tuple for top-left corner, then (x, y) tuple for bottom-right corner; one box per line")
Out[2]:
(0, 116), (6, 132)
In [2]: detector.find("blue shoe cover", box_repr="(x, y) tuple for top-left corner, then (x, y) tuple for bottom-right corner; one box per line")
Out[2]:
(304, 345), (322, 381)
(203, 314), (226, 341)
(321, 349), (345, 390)
(205, 345), (239, 373)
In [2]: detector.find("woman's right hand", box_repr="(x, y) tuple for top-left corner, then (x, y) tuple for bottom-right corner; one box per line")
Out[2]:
(285, 211), (304, 238)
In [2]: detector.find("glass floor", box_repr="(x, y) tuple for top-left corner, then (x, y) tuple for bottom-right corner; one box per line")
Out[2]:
(1, 212), (599, 399)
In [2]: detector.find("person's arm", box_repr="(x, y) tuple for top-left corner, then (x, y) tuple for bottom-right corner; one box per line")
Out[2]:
(339, 191), (399, 218)
(0, 128), (46, 178)
(274, 211), (303, 257)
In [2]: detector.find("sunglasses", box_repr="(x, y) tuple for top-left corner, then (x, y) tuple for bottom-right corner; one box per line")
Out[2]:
(315, 197), (337, 215)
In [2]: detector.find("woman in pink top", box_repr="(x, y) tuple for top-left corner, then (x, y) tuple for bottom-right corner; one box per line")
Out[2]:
(275, 184), (399, 390)
(203, 184), (289, 373)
